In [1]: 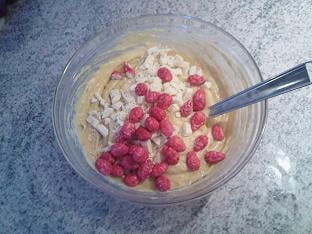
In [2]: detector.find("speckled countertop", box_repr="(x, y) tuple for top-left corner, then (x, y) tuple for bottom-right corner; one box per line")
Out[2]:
(1, 0), (312, 233)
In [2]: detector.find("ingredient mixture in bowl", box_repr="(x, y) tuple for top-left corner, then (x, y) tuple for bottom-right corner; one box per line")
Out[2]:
(75, 45), (234, 192)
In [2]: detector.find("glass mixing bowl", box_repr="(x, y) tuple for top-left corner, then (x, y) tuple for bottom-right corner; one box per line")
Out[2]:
(53, 15), (267, 205)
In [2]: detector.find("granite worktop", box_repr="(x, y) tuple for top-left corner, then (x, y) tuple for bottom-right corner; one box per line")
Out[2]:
(1, 0), (312, 233)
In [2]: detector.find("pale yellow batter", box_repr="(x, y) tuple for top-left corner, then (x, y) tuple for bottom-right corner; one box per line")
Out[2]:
(75, 42), (234, 191)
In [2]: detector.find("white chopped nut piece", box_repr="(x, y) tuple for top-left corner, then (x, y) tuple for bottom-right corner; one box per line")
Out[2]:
(164, 86), (177, 96)
(94, 92), (103, 101)
(175, 112), (181, 118)
(94, 93), (107, 107)
(101, 108), (114, 118)
(159, 135), (167, 145)
(163, 82), (171, 90)
(182, 122), (192, 136)
(95, 124), (109, 137)
(171, 68), (183, 77)
(136, 96), (145, 105)
(181, 61), (190, 74)
(176, 80), (186, 92)
(160, 55), (169, 66)
(166, 56), (174, 67)
(121, 90), (136, 105)
(104, 118), (111, 125)
(120, 90), (128, 100)
(124, 103), (136, 111)
(150, 79), (162, 92)
(151, 132), (158, 138)
(99, 99), (107, 107)
(173, 93), (184, 105)
(169, 104), (179, 112)
(146, 54), (155, 64)
(204, 81), (212, 89)
(173, 55), (184, 67)
(87, 114), (109, 137)
(122, 105), (129, 111)
(110, 89), (121, 104)
(189, 65), (197, 75)
(86, 115), (99, 128)
(147, 65), (159, 75)
(153, 153), (162, 163)
(151, 137), (161, 146)
(197, 68), (203, 76)
(184, 88), (193, 100)
(116, 120), (124, 127)
(151, 135), (167, 146)
(128, 98), (137, 107)
(141, 140), (153, 154)
(136, 73), (149, 83)
(142, 54), (155, 68)
(89, 110), (101, 119)
(165, 77), (183, 89)
(112, 101), (123, 110)
(90, 97), (98, 104)
(151, 131), (161, 138)
(146, 75), (156, 84)
(185, 82), (192, 88)
(96, 145), (111, 153)
(114, 111), (127, 122)
(112, 126), (120, 134)
(172, 75), (181, 84)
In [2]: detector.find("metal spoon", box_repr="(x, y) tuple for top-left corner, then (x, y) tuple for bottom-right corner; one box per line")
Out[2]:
(209, 61), (312, 117)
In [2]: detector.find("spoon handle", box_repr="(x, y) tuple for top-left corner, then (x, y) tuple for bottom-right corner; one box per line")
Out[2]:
(209, 61), (312, 117)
